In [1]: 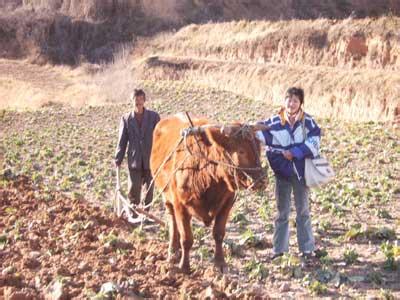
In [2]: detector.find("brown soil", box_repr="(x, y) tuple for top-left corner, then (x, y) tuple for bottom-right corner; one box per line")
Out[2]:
(0, 176), (251, 299)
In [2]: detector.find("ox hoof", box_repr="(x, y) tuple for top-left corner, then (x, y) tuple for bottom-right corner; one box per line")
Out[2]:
(214, 260), (228, 273)
(178, 263), (191, 274)
(167, 251), (181, 264)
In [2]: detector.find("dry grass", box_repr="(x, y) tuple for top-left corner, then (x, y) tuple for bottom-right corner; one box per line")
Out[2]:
(151, 16), (400, 70)
(0, 59), (103, 110)
(0, 43), (140, 110)
(134, 56), (400, 122)
(1, 15), (399, 121)
(127, 16), (400, 122)
(89, 43), (137, 104)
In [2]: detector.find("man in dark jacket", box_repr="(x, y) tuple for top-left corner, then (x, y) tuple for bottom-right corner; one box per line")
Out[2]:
(115, 89), (160, 214)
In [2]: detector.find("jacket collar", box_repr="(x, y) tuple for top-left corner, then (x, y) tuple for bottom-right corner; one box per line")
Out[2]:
(279, 107), (304, 127)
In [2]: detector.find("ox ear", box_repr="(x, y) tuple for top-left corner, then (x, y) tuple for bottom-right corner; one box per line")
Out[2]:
(220, 125), (233, 136)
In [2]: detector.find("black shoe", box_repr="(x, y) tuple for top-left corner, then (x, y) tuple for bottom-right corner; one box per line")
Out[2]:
(314, 248), (328, 258)
(270, 252), (284, 261)
(300, 252), (314, 267)
(301, 251), (313, 260)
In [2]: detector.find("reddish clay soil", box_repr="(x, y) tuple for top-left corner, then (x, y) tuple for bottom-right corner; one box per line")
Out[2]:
(0, 176), (241, 299)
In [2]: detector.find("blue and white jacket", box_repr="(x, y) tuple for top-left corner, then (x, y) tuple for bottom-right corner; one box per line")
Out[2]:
(256, 110), (321, 180)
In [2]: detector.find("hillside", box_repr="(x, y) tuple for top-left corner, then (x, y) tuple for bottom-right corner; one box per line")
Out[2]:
(1, 0), (400, 64)
(131, 17), (400, 122)
(2, 0), (400, 22)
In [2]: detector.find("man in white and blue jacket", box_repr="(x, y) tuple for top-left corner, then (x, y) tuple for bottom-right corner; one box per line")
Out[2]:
(255, 87), (321, 260)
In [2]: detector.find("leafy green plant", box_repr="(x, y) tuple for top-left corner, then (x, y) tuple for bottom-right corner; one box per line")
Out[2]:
(0, 234), (8, 250)
(380, 241), (399, 271)
(5, 207), (17, 215)
(379, 289), (395, 300)
(376, 209), (392, 219)
(257, 202), (272, 224)
(131, 227), (146, 243)
(368, 227), (396, 241)
(244, 257), (268, 280)
(99, 231), (121, 247)
(344, 225), (396, 241)
(343, 248), (358, 265)
(193, 225), (207, 244)
(317, 220), (331, 232)
(344, 225), (362, 240)
(223, 239), (244, 257)
(366, 271), (383, 285)
(157, 226), (168, 241)
(231, 211), (249, 226)
(197, 245), (211, 261)
(319, 255), (333, 266)
(239, 228), (265, 248)
(308, 280), (328, 296)
(273, 253), (302, 278)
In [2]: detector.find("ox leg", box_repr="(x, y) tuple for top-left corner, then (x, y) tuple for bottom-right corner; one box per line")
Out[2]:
(213, 194), (235, 273)
(175, 204), (193, 273)
(165, 202), (180, 263)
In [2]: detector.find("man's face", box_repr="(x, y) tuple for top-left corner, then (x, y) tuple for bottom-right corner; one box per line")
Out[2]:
(285, 95), (301, 115)
(134, 95), (145, 110)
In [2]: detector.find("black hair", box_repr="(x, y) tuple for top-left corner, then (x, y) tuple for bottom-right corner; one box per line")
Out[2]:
(285, 87), (304, 105)
(133, 89), (146, 98)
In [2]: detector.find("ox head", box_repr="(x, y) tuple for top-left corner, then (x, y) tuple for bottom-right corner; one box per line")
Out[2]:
(199, 123), (268, 191)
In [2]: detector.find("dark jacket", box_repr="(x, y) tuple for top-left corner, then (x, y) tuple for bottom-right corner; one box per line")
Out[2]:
(115, 109), (160, 170)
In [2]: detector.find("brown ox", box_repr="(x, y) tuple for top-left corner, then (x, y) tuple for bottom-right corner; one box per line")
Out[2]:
(150, 114), (267, 273)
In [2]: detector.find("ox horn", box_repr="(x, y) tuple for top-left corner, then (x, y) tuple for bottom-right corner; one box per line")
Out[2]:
(220, 123), (270, 136)
(221, 124), (245, 136)
(182, 124), (222, 136)
(220, 124), (237, 136)
(249, 123), (270, 131)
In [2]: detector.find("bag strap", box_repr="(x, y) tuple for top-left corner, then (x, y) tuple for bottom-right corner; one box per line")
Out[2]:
(301, 116), (306, 142)
(302, 116), (322, 160)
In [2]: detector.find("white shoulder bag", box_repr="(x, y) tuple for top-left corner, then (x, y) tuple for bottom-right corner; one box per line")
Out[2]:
(302, 119), (335, 188)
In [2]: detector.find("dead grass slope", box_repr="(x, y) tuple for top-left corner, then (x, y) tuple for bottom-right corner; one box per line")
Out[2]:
(0, 58), (107, 109)
(1, 0), (399, 65)
(149, 17), (400, 70)
(135, 56), (400, 122)
(130, 17), (400, 122)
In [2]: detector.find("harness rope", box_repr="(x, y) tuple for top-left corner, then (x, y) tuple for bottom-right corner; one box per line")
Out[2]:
(115, 113), (266, 226)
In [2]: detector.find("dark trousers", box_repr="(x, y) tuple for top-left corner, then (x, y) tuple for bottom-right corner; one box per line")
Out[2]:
(128, 168), (154, 211)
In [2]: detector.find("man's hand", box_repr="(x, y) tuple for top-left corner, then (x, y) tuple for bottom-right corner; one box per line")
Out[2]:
(115, 161), (121, 168)
(282, 150), (293, 161)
